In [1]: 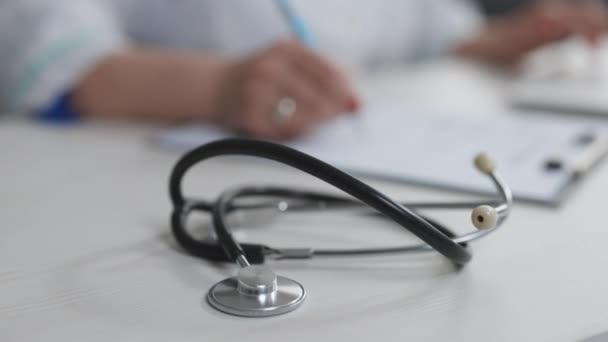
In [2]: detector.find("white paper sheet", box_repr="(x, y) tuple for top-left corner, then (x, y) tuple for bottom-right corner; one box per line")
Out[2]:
(154, 103), (608, 205)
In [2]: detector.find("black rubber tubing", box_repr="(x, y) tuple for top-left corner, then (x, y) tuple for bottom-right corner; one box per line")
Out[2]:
(169, 139), (472, 265)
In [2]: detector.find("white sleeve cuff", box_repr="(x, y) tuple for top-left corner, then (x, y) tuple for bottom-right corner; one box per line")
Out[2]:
(1, 1), (127, 113)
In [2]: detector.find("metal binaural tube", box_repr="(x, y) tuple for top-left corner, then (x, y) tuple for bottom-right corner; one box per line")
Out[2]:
(491, 171), (513, 220)
(236, 254), (251, 268)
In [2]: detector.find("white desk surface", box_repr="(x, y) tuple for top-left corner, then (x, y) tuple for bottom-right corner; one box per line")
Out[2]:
(2, 59), (608, 342)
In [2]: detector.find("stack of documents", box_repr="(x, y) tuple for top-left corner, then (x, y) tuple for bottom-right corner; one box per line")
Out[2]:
(155, 103), (608, 205)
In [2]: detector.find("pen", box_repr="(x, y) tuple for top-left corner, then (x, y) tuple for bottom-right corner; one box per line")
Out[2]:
(275, 0), (362, 119)
(275, 0), (315, 47)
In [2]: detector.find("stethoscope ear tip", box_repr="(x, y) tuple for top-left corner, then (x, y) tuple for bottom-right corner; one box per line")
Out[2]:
(471, 205), (498, 230)
(474, 152), (496, 175)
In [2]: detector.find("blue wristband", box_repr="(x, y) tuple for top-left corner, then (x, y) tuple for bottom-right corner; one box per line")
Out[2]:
(38, 93), (80, 123)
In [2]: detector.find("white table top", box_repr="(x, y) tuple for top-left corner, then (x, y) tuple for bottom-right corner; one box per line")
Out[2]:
(2, 59), (608, 342)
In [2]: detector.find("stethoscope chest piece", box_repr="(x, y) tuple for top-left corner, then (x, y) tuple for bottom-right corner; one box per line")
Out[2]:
(207, 265), (306, 317)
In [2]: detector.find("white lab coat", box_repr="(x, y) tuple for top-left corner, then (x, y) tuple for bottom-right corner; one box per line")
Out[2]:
(0, 0), (482, 113)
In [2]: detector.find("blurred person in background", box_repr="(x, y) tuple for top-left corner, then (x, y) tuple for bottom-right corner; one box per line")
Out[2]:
(0, 0), (606, 139)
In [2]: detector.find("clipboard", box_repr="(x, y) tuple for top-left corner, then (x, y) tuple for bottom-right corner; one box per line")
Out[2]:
(154, 103), (608, 205)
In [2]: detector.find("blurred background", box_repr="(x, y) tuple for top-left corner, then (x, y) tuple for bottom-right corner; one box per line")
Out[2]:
(476, 0), (608, 16)
(477, 0), (533, 16)
(2, 0), (608, 131)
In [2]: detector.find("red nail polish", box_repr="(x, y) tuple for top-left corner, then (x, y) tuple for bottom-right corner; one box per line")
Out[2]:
(345, 97), (360, 113)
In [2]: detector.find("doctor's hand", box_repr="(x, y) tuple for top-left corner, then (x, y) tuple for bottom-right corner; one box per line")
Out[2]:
(211, 39), (360, 140)
(71, 42), (358, 135)
(455, 0), (608, 65)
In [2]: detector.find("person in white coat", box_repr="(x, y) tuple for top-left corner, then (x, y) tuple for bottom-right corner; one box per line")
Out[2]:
(0, 0), (605, 139)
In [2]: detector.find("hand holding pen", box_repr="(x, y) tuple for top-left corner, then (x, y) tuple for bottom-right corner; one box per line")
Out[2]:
(209, 0), (359, 140)
(213, 39), (359, 140)
(71, 0), (359, 139)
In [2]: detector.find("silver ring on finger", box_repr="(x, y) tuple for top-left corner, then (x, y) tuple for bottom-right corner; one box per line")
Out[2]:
(272, 97), (297, 126)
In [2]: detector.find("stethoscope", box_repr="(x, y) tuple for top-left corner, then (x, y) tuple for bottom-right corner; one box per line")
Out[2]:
(169, 139), (512, 317)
